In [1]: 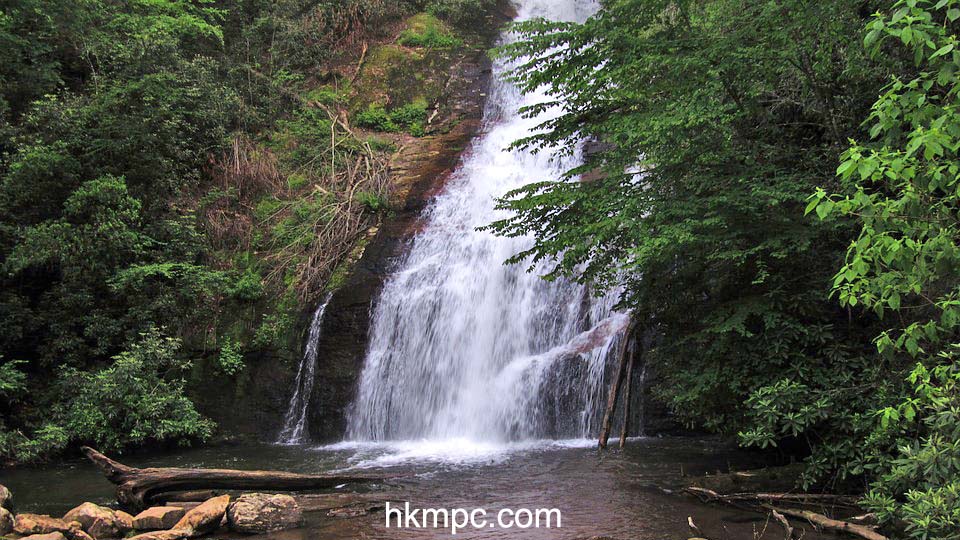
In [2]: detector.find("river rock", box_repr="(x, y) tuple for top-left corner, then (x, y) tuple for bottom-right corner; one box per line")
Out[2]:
(132, 507), (185, 530)
(21, 533), (68, 540)
(64, 502), (131, 538)
(0, 484), (11, 509)
(227, 493), (302, 534)
(127, 530), (190, 540)
(14, 514), (77, 535)
(0, 507), (13, 535)
(171, 495), (230, 536)
(114, 510), (134, 530)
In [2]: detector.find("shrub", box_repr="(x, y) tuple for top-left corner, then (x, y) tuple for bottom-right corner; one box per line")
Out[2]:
(3, 329), (215, 462)
(216, 338), (245, 376)
(354, 101), (428, 136)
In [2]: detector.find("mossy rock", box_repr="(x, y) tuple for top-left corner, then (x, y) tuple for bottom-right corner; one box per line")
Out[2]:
(350, 13), (470, 127)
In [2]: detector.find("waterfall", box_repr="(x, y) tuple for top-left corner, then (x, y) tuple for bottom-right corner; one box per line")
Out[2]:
(347, 0), (618, 443)
(277, 293), (333, 444)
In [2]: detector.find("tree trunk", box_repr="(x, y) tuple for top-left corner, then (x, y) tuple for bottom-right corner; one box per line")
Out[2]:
(81, 447), (395, 511)
(599, 319), (635, 449)
(618, 340), (636, 448)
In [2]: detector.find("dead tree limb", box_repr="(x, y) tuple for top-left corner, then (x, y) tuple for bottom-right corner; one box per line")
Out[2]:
(618, 339), (636, 448)
(770, 508), (794, 540)
(684, 487), (858, 507)
(82, 447), (395, 511)
(764, 506), (888, 540)
(599, 319), (636, 449)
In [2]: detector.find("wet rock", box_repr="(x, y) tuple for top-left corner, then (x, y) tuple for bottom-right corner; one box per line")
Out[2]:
(13, 514), (76, 535)
(0, 484), (11, 509)
(127, 530), (190, 540)
(21, 533), (68, 540)
(0, 507), (13, 535)
(172, 495), (229, 536)
(227, 493), (302, 534)
(132, 507), (185, 530)
(64, 502), (131, 538)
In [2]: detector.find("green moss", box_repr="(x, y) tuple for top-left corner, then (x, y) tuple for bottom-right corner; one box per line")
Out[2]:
(303, 83), (350, 106)
(254, 197), (285, 222)
(326, 234), (373, 291)
(399, 13), (462, 48)
(286, 173), (309, 190)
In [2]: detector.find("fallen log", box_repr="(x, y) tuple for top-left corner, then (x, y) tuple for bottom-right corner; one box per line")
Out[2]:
(764, 506), (888, 540)
(81, 447), (395, 511)
(684, 487), (858, 507)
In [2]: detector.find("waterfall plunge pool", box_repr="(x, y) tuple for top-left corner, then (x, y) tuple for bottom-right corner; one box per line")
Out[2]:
(2, 437), (835, 540)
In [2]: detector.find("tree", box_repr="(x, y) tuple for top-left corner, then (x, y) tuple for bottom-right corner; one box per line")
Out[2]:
(809, 1), (960, 536)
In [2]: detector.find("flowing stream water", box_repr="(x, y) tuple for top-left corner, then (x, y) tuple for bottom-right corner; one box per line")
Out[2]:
(278, 293), (333, 444)
(346, 0), (626, 446)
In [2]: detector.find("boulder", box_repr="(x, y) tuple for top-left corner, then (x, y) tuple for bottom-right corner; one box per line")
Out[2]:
(132, 507), (185, 531)
(114, 510), (134, 530)
(171, 495), (230, 537)
(127, 530), (190, 540)
(21, 533), (68, 540)
(227, 493), (302, 534)
(64, 502), (131, 539)
(66, 528), (95, 540)
(0, 507), (13, 535)
(14, 514), (76, 535)
(0, 484), (11, 509)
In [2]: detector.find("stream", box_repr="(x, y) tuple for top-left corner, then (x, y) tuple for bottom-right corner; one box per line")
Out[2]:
(1, 437), (833, 539)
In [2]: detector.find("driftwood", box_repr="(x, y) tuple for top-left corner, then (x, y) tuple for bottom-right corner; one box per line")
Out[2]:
(770, 508), (794, 540)
(684, 486), (858, 507)
(765, 506), (888, 540)
(82, 447), (394, 511)
(598, 319), (636, 449)
(682, 486), (887, 540)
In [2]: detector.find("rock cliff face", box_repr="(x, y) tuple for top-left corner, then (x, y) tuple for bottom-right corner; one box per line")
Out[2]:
(305, 28), (505, 442)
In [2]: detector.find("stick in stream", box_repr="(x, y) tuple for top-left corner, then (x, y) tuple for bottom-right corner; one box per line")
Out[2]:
(618, 339), (636, 448)
(81, 447), (395, 511)
(598, 319), (635, 449)
(764, 505), (888, 540)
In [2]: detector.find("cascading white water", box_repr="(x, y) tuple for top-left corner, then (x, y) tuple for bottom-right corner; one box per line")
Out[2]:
(277, 293), (333, 444)
(347, 0), (620, 444)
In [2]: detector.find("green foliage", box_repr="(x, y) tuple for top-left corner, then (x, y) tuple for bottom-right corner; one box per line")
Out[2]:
(355, 101), (428, 135)
(425, 0), (496, 26)
(356, 191), (389, 212)
(806, 1), (960, 537)
(490, 0), (885, 472)
(3, 329), (214, 462)
(399, 14), (462, 48)
(216, 338), (245, 376)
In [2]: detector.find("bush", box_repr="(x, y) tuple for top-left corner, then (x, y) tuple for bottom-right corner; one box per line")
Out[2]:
(216, 338), (245, 376)
(399, 14), (462, 48)
(426, 0), (495, 26)
(354, 101), (428, 136)
(2, 329), (214, 462)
